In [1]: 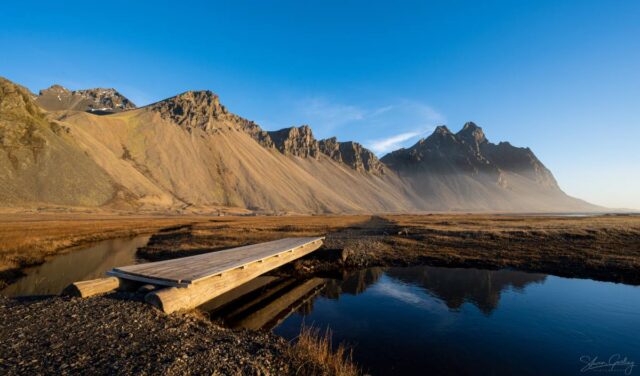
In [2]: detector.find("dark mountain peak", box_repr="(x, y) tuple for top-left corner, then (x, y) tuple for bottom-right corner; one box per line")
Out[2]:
(268, 125), (319, 158)
(381, 122), (561, 191)
(461, 121), (480, 131)
(434, 125), (452, 135)
(457, 121), (488, 148)
(319, 138), (385, 175)
(422, 125), (458, 148)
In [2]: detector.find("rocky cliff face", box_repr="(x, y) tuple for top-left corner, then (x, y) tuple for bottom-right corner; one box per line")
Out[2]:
(147, 90), (274, 147)
(267, 125), (319, 158)
(319, 138), (385, 175)
(147, 92), (385, 174)
(382, 122), (556, 188)
(148, 91), (227, 131)
(263, 126), (386, 174)
(36, 85), (136, 114)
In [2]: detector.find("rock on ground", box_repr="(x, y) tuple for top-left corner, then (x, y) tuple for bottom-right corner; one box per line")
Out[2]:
(0, 294), (293, 375)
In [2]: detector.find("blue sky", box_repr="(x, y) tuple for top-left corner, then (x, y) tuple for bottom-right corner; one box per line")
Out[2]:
(1, 1), (639, 209)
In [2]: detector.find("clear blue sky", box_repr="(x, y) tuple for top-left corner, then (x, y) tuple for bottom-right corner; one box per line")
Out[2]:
(2, 1), (639, 209)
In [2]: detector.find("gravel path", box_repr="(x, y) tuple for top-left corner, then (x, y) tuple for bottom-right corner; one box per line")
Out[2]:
(0, 293), (293, 375)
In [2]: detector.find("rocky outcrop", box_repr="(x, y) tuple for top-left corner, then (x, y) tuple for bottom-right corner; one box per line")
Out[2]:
(148, 91), (385, 174)
(267, 125), (319, 158)
(262, 127), (385, 174)
(76, 88), (136, 112)
(381, 122), (558, 186)
(148, 91), (227, 131)
(36, 85), (136, 114)
(456, 121), (487, 155)
(147, 90), (275, 148)
(319, 137), (385, 175)
(382, 124), (495, 176)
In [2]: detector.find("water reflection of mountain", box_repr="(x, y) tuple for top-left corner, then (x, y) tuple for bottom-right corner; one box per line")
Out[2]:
(386, 266), (547, 314)
(323, 268), (385, 298)
(203, 265), (547, 329)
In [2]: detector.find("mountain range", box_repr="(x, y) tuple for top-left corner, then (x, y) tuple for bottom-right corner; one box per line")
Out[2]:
(0, 77), (597, 213)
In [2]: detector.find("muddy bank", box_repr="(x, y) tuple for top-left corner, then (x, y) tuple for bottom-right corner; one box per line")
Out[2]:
(0, 293), (354, 375)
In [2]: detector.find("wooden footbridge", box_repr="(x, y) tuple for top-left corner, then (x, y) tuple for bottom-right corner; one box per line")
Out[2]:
(64, 237), (325, 313)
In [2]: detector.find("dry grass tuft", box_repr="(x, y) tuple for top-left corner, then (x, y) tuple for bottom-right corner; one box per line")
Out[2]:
(288, 326), (360, 376)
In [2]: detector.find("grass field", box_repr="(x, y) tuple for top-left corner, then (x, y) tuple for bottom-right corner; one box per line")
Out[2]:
(0, 213), (201, 288)
(2, 213), (639, 288)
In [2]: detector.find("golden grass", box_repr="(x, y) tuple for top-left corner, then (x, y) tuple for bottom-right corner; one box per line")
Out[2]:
(140, 215), (370, 260)
(287, 326), (360, 376)
(0, 213), (200, 275)
(377, 214), (640, 284)
(0, 213), (369, 287)
(129, 213), (640, 284)
(3, 212), (639, 287)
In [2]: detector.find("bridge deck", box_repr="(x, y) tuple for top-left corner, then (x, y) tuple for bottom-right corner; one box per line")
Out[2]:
(108, 237), (324, 288)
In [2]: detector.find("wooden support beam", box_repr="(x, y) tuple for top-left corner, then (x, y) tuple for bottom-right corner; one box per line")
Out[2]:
(62, 277), (122, 298)
(145, 240), (323, 313)
(232, 278), (325, 330)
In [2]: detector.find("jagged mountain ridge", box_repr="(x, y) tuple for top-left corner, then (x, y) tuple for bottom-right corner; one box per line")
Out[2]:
(381, 122), (589, 211)
(144, 91), (386, 174)
(381, 122), (557, 188)
(0, 79), (416, 212)
(0, 77), (598, 212)
(36, 85), (136, 114)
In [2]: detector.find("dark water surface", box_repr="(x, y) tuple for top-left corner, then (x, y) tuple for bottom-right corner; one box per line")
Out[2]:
(2, 238), (638, 375)
(1, 235), (150, 297)
(205, 266), (640, 376)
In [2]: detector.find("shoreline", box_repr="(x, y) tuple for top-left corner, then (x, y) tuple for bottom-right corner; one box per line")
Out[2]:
(1, 213), (639, 374)
(139, 214), (640, 286)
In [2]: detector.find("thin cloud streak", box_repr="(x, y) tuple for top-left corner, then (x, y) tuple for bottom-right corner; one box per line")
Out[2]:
(264, 96), (445, 150)
(367, 127), (435, 155)
(297, 98), (366, 130)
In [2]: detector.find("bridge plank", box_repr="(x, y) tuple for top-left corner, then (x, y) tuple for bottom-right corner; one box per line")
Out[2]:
(108, 237), (324, 287)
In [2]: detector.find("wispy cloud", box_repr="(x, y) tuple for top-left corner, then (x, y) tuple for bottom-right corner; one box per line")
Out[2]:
(367, 127), (434, 154)
(371, 277), (445, 312)
(266, 96), (445, 150)
(297, 97), (367, 130)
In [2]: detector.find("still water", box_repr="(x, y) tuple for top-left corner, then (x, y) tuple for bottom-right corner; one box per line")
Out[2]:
(205, 266), (640, 375)
(3, 239), (638, 375)
(1, 235), (149, 296)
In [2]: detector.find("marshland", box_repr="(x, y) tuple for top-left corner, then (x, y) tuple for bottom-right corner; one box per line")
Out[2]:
(1, 213), (639, 375)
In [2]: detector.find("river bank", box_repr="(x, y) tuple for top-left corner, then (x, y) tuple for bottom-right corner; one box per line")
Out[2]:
(0, 213), (205, 289)
(1, 213), (639, 375)
(139, 214), (640, 285)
